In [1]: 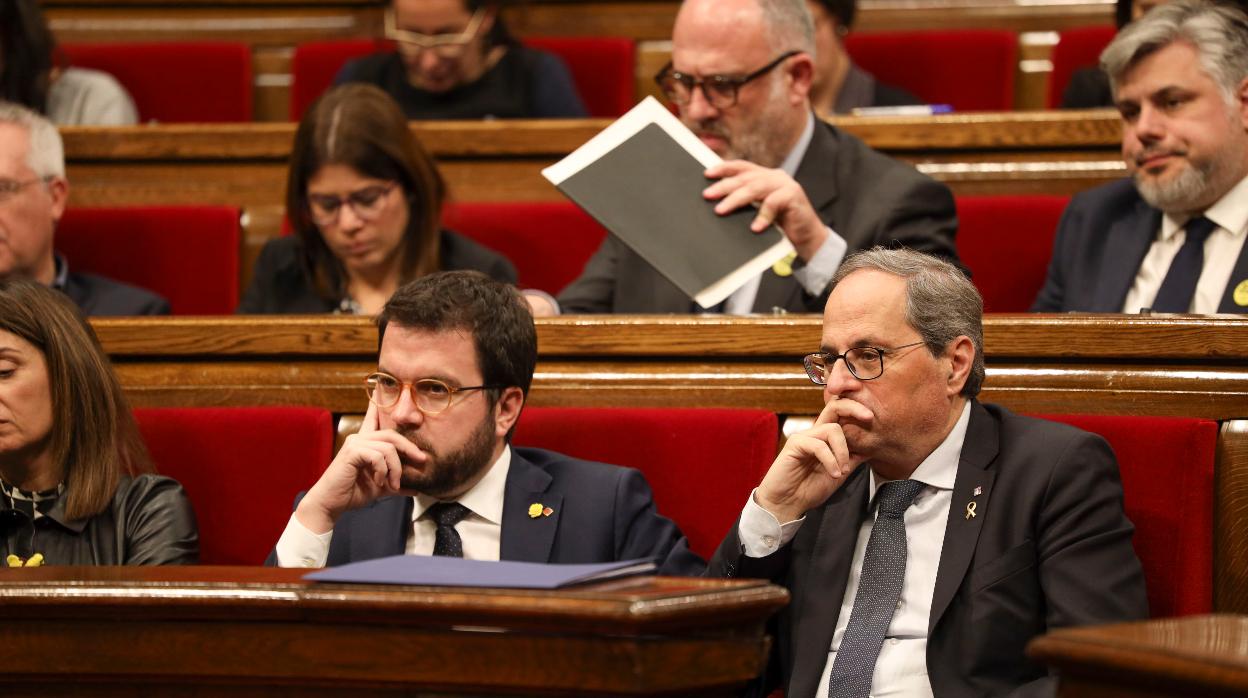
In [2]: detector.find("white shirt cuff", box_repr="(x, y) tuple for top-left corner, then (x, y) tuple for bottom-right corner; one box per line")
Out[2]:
(738, 488), (805, 558)
(274, 512), (334, 568)
(793, 226), (847, 297)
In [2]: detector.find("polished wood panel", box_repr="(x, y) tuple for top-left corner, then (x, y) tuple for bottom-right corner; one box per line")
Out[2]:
(1217, 422), (1248, 615)
(1029, 615), (1248, 698)
(0, 566), (786, 696)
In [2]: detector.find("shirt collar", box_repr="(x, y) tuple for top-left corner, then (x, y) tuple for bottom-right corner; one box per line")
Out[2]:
(868, 400), (971, 500)
(778, 111), (816, 178)
(1160, 172), (1248, 242)
(411, 444), (511, 526)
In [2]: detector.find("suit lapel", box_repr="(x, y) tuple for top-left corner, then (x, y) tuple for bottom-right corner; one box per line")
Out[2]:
(348, 496), (412, 561)
(499, 451), (562, 563)
(1217, 236), (1248, 312)
(788, 466), (870, 698)
(1092, 202), (1161, 311)
(929, 402), (998, 633)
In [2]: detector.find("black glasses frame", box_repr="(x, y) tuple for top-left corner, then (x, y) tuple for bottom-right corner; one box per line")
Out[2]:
(654, 50), (801, 109)
(802, 341), (927, 384)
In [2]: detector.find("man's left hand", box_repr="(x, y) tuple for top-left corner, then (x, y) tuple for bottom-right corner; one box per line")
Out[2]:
(703, 160), (827, 261)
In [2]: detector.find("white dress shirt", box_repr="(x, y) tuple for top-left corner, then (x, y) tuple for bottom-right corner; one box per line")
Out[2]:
(275, 446), (512, 567)
(738, 401), (972, 698)
(1122, 173), (1248, 314)
(722, 111), (848, 315)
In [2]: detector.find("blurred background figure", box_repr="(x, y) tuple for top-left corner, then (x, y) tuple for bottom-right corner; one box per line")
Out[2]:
(806, 0), (922, 116)
(238, 84), (515, 315)
(0, 0), (136, 125)
(0, 278), (197, 566)
(334, 0), (587, 119)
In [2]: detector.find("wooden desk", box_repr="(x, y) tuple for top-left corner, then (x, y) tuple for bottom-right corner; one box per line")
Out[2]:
(0, 566), (786, 696)
(1028, 614), (1248, 697)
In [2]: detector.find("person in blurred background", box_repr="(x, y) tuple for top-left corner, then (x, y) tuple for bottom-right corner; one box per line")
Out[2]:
(805, 0), (922, 116)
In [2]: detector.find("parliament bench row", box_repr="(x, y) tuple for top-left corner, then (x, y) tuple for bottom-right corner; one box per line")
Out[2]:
(58, 195), (1069, 315)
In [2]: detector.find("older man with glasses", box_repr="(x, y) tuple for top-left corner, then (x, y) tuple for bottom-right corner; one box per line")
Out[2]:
(332, 0), (587, 119)
(709, 247), (1147, 698)
(551, 0), (959, 316)
(272, 270), (703, 574)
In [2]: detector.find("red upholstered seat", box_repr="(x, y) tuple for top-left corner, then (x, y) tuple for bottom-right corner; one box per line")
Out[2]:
(1034, 414), (1215, 617)
(1048, 25), (1118, 108)
(134, 407), (334, 566)
(845, 30), (1018, 111)
(524, 36), (635, 117)
(441, 201), (607, 295)
(513, 408), (779, 559)
(289, 36), (631, 120)
(55, 206), (242, 315)
(60, 42), (253, 122)
(955, 195), (1069, 312)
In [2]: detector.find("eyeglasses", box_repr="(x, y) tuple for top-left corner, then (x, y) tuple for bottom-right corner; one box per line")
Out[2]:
(384, 7), (486, 59)
(802, 341), (927, 384)
(0, 177), (50, 204)
(365, 372), (501, 414)
(654, 50), (800, 110)
(307, 183), (397, 227)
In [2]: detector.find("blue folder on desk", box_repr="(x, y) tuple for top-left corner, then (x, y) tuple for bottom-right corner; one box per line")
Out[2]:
(304, 555), (657, 589)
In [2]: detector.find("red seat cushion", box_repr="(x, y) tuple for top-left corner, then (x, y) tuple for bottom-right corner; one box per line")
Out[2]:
(1048, 25), (1118, 108)
(525, 36), (635, 117)
(56, 206), (241, 315)
(61, 42), (253, 123)
(289, 39), (389, 120)
(846, 30), (1018, 111)
(955, 195), (1069, 312)
(441, 201), (608, 295)
(513, 407), (778, 559)
(1034, 414), (1215, 617)
(134, 407), (334, 566)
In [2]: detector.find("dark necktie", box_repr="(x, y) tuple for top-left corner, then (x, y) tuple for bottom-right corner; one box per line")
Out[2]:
(427, 502), (471, 558)
(828, 479), (926, 698)
(1151, 216), (1218, 313)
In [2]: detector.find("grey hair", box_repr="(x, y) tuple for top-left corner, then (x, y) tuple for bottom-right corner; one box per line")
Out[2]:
(829, 247), (985, 397)
(1100, 0), (1248, 103)
(0, 101), (65, 178)
(756, 0), (816, 54)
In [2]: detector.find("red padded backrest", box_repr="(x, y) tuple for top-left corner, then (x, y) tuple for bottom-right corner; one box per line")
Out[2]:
(524, 36), (636, 117)
(61, 42), (253, 122)
(134, 407), (334, 566)
(1033, 414), (1215, 617)
(955, 195), (1069, 312)
(845, 30), (1018, 111)
(1048, 25), (1118, 108)
(289, 39), (389, 120)
(55, 206), (241, 315)
(441, 201), (608, 295)
(513, 408), (779, 559)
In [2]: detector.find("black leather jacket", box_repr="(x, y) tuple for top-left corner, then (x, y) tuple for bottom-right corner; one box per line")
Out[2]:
(0, 474), (198, 565)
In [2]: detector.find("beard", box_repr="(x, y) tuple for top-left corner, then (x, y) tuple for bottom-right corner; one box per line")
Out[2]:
(1133, 151), (1218, 213)
(682, 75), (796, 168)
(396, 413), (497, 498)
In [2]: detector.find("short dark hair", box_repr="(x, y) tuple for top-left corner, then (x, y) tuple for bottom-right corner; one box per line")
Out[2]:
(377, 271), (536, 401)
(811, 0), (857, 30)
(0, 0), (57, 113)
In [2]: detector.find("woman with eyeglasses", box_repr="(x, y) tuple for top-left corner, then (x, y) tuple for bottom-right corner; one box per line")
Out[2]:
(0, 0), (137, 126)
(238, 84), (516, 315)
(0, 278), (197, 567)
(332, 0), (587, 119)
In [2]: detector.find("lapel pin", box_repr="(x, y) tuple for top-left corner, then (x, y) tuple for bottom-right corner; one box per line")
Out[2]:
(965, 501), (977, 520)
(973, 486), (983, 497)
(542, 506), (554, 517)
(1234, 279), (1248, 307)
(771, 252), (797, 277)
(528, 503), (543, 519)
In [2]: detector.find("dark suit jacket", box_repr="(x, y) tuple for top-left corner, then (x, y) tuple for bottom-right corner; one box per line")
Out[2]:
(61, 271), (170, 316)
(556, 118), (959, 314)
(708, 401), (1148, 698)
(236, 230), (517, 314)
(1032, 178), (1248, 313)
(301, 447), (705, 576)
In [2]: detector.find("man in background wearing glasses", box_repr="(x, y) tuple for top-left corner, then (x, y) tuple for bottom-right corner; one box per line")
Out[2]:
(273, 270), (703, 574)
(709, 248), (1146, 697)
(0, 102), (167, 315)
(333, 0), (587, 119)
(555, 0), (958, 315)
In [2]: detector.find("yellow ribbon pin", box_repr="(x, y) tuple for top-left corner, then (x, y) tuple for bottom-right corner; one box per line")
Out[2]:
(965, 502), (977, 520)
(771, 252), (797, 277)
(1234, 280), (1248, 307)
(528, 503), (543, 519)
(6, 553), (43, 567)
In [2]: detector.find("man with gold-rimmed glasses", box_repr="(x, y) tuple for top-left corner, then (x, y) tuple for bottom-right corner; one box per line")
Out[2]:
(332, 0), (586, 119)
(273, 271), (702, 573)
(709, 248), (1146, 697)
